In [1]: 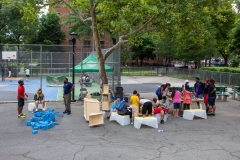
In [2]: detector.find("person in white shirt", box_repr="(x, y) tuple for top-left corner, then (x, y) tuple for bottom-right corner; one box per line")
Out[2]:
(139, 99), (152, 118)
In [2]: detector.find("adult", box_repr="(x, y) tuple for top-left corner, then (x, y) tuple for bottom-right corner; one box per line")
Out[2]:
(155, 84), (165, 100)
(194, 77), (205, 107)
(8, 66), (11, 78)
(1, 65), (5, 81)
(34, 88), (45, 111)
(153, 96), (169, 124)
(17, 80), (28, 118)
(182, 80), (190, 91)
(63, 78), (74, 115)
(139, 98), (152, 118)
(207, 79), (216, 116)
(162, 83), (171, 103)
(25, 68), (30, 81)
(117, 97), (132, 121)
(130, 90), (139, 123)
(204, 77), (210, 113)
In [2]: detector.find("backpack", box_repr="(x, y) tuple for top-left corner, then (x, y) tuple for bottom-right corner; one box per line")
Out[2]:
(115, 100), (126, 111)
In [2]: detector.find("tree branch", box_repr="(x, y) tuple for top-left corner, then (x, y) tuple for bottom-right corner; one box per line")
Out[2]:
(125, 16), (155, 39)
(103, 36), (128, 60)
(60, 0), (92, 23)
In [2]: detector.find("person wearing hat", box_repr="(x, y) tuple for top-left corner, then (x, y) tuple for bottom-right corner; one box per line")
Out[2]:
(17, 80), (28, 118)
(34, 88), (45, 111)
(182, 80), (190, 92)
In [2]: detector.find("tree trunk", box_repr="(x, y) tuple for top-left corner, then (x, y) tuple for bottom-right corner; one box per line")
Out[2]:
(90, 0), (108, 88)
(204, 56), (207, 66)
(208, 54), (212, 66)
(140, 59), (144, 66)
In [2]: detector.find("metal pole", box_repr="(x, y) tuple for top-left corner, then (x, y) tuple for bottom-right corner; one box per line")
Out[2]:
(69, 52), (70, 78)
(40, 45), (42, 89)
(51, 52), (52, 73)
(31, 51), (32, 77)
(81, 46), (83, 99)
(72, 38), (76, 102)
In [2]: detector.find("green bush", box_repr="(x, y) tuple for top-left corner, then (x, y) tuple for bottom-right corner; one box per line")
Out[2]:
(231, 59), (239, 68)
(200, 66), (240, 73)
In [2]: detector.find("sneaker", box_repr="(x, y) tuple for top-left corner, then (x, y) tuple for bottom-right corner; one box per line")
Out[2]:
(18, 115), (26, 118)
(35, 109), (38, 112)
(207, 113), (212, 116)
(42, 108), (45, 111)
(67, 111), (71, 115)
(63, 110), (68, 114)
(160, 120), (164, 124)
(211, 113), (215, 116)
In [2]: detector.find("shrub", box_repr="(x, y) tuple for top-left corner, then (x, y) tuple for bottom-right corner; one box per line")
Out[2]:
(200, 66), (240, 73)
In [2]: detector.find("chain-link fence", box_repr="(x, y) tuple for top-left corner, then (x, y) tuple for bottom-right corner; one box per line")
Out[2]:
(121, 66), (240, 86)
(0, 44), (121, 89)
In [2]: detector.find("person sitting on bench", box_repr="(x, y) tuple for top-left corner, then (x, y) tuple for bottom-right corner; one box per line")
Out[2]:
(34, 88), (45, 111)
(153, 96), (169, 124)
(117, 97), (132, 121)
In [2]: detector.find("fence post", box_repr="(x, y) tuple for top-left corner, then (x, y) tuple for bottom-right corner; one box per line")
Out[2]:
(40, 45), (42, 89)
(220, 72), (221, 84)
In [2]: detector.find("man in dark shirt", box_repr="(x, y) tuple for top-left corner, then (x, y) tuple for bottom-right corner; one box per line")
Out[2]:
(63, 78), (74, 115)
(207, 79), (216, 116)
(194, 77), (205, 107)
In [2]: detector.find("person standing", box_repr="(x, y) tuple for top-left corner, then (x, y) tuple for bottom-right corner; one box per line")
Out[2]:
(1, 65), (5, 81)
(130, 90), (139, 124)
(204, 77), (210, 113)
(25, 68), (30, 81)
(207, 79), (216, 116)
(194, 77), (205, 108)
(17, 80), (28, 118)
(171, 87), (181, 117)
(63, 78), (74, 115)
(8, 66), (11, 78)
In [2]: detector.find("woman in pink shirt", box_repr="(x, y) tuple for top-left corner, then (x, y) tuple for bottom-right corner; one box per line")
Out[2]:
(171, 87), (181, 117)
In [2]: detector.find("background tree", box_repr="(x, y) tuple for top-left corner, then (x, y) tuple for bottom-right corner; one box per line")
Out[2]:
(130, 36), (155, 66)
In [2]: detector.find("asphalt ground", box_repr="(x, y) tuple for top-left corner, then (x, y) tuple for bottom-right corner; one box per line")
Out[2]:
(0, 76), (240, 160)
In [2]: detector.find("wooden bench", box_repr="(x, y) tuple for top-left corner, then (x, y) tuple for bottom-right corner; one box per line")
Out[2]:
(134, 117), (158, 129)
(110, 112), (130, 126)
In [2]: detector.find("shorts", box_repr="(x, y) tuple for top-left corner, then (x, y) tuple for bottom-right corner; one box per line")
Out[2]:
(26, 75), (29, 77)
(142, 102), (152, 115)
(154, 107), (169, 114)
(18, 98), (24, 107)
(132, 106), (139, 117)
(197, 94), (203, 99)
(208, 96), (216, 106)
(204, 94), (208, 104)
(174, 103), (180, 109)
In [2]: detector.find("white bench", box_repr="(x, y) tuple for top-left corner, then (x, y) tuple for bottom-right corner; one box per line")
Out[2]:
(154, 113), (168, 123)
(109, 112), (130, 126)
(183, 109), (207, 120)
(134, 117), (158, 129)
(28, 102), (47, 111)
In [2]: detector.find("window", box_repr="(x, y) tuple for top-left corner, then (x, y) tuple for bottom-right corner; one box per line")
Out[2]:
(100, 41), (105, 48)
(69, 40), (73, 45)
(84, 40), (91, 48)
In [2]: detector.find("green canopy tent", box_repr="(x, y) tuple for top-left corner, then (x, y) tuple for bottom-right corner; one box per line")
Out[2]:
(69, 54), (113, 72)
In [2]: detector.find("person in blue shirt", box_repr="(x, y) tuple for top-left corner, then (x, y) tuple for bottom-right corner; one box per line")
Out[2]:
(194, 77), (205, 107)
(63, 78), (74, 115)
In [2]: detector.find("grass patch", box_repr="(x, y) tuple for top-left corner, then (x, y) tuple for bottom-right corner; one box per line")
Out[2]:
(121, 71), (158, 76)
(200, 66), (240, 73)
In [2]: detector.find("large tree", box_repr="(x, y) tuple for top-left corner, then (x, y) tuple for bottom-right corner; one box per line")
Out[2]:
(3, 0), (224, 86)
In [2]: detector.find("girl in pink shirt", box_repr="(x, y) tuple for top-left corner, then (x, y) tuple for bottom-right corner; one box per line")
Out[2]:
(171, 87), (181, 117)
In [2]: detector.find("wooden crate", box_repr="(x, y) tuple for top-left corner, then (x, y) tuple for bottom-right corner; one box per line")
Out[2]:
(89, 113), (104, 127)
(84, 98), (100, 121)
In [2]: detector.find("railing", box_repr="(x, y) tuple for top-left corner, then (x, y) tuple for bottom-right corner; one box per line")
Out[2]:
(121, 66), (240, 86)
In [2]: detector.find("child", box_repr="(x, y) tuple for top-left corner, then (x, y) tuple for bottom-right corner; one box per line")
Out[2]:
(171, 87), (181, 117)
(154, 96), (169, 124)
(204, 77), (210, 113)
(182, 89), (192, 116)
(130, 90), (139, 124)
(107, 96), (120, 119)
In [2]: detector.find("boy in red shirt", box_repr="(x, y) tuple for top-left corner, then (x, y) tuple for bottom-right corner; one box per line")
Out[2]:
(17, 80), (28, 118)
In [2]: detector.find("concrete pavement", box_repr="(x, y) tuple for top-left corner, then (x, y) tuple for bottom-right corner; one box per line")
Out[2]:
(0, 76), (240, 160)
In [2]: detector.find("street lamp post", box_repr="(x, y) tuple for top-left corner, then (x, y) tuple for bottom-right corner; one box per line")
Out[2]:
(71, 32), (77, 102)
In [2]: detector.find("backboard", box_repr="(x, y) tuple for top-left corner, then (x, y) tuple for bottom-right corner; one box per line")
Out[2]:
(2, 51), (17, 60)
